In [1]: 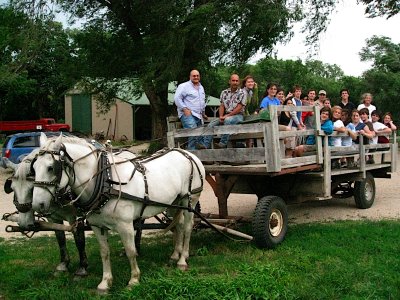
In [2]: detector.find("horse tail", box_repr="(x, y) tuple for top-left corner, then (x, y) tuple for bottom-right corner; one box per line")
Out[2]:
(161, 210), (181, 234)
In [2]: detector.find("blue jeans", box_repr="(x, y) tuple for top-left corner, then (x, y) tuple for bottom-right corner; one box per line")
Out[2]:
(180, 114), (204, 150)
(204, 114), (244, 147)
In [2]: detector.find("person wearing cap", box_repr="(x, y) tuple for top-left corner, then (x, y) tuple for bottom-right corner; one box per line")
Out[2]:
(316, 90), (327, 108)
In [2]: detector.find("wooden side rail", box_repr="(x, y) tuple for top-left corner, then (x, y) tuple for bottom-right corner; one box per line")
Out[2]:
(167, 105), (397, 174)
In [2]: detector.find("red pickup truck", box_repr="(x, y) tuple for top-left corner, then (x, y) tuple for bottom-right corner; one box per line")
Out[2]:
(0, 118), (70, 133)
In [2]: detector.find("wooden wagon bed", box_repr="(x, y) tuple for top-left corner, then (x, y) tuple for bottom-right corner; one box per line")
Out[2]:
(167, 105), (397, 218)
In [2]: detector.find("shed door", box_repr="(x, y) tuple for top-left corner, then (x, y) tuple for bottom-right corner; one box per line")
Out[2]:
(71, 94), (92, 134)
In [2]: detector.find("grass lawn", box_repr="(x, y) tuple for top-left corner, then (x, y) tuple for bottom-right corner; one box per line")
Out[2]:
(0, 220), (399, 300)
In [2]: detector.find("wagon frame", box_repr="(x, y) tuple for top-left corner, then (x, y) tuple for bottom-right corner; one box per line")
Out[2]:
(167, 105), (397, 248)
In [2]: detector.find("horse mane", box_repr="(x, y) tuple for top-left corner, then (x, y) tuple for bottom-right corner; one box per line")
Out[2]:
(43, 136), (96, 151)
(15, 149), (40, 178)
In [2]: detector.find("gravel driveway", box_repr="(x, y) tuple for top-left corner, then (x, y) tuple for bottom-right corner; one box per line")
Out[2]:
(1, 151), (399, 239)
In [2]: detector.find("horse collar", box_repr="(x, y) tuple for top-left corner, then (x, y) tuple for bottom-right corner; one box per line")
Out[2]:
(75, 151), (114, 214)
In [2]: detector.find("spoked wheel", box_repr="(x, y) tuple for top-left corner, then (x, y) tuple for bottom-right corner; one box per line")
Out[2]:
(354, 172), (375, 209)
(252, 195), (288, 249)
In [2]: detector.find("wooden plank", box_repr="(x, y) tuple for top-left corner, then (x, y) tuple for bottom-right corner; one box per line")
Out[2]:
(167, 116), (180, 122)
(205, 174), (217, 197)
(174, 125), (214, 138)
(331, 169), (362, 176)
(200, 221), (253, 240)
(323, 135), (331, 197)
(359, 138), (366, 178)
(173, 123), (267, 138)
(269, 164), (321, 176)
(314, 106), (323, 164)
(391, 142), (397, 172)
(331, 151), (360, 158)
(190, 148), (265, 162)
(281, 155), (318, 167)
(167, 131), (175, 148)
(275, 105), (314, 112)
(365, 144), (392, 150)
(365, 163), (392, 171)
(229, 132), (264, 140)
(214, 174), (239, 217)
(279, 129), (314, 138)
(204, 164), (268, 175)
(264, 107), (281, 172)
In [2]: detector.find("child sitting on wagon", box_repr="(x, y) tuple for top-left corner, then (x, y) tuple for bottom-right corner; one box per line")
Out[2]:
(293, 106), (334, 157)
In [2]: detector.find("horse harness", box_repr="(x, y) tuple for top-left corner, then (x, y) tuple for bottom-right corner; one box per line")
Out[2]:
(31, 146), (204, 221)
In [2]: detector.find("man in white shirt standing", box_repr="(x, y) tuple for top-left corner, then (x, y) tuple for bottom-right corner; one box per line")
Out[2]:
(174, 69), (208, 150)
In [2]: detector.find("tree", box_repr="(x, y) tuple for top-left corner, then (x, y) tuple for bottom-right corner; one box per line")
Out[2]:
(0, 6), (80, 121)
(359, 36), (400, 116)
(10, 0), (340, 142)
(359, 35), (400, 73)
(359, 0), (399, 18)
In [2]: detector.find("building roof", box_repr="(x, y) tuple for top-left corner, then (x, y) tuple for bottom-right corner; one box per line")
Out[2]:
(117, 82), (220, 107)
(67, 80), (221, 107)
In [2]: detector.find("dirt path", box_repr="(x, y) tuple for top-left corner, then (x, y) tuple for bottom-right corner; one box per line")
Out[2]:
(1, 151), (399, 239)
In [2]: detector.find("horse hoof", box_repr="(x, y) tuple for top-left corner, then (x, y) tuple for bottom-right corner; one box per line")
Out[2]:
(74, 268), (88, 277)
(97, 288), (109, 295)
(55, 263), (68, 273)
(127, 279), (139, 287)
(177, 264), (188, 271)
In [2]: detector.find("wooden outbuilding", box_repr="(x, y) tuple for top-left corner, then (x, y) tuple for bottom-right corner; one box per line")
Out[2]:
(65, 83), (220, 140)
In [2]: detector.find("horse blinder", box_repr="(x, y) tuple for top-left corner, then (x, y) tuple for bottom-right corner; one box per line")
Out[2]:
(30, 157), (37, 177)
(54, 160), (62, 180)
(4, 178), (13, 194)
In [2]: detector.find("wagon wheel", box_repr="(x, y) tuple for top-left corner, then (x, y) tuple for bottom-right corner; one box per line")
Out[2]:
(252, 195), (288, 249)
(354, 172), (375, 209)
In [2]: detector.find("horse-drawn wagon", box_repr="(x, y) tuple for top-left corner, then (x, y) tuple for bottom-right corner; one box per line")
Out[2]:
(167, 105), (398, 248)
(1, 104), (397, 291)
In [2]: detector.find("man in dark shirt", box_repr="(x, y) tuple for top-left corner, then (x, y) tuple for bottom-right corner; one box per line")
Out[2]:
(338, 89), (356, 111)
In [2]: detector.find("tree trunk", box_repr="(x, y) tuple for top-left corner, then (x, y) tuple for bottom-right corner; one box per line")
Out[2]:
(144, 86), (169, 146)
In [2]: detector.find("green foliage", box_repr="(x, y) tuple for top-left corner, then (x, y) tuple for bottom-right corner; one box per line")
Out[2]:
(360, 0), (399, 19)
(359, 36), (400, 117)
(1, 220), (400, 299)
(360, 35), (400, 73)
(8, 0), (340, 140)
(147, 141), (164, 155)
(0, 6), (81, 121)
(247, 57), (347, 104)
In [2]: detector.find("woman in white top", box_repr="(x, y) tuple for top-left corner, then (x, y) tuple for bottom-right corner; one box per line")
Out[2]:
(357, 93), (376, 121)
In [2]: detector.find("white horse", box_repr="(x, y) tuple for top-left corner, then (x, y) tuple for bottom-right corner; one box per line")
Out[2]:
(31, 134), (205, 293)
(3, 145), (138, 277)
(3, 150), (89, 276)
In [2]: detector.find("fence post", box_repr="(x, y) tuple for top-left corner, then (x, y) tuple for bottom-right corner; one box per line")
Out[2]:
(323, 134), (331, 197)
(314, 106), (323, 164)
(264, 106), (281, 172)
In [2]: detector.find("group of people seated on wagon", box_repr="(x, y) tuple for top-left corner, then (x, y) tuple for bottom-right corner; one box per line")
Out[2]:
(174, 71), (396, 167)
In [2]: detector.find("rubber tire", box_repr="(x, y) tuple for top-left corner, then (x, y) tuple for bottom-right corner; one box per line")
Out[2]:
(354, 172), (375, 209)
(252, 195), (288, 249)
